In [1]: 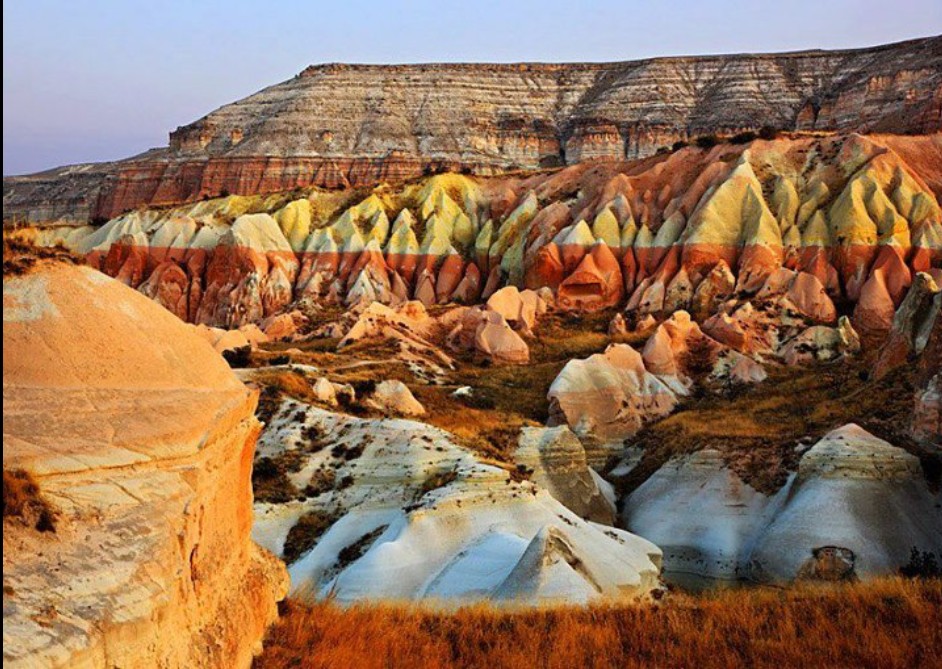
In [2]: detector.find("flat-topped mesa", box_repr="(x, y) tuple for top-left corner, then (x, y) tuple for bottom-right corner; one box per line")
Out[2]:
(4, 37), (941, 224)
(2, 256), (287, 668)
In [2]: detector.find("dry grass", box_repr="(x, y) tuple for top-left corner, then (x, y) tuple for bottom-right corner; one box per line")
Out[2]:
(256, 578), (942, 669)
(3, 469), (57, 532)
(3, 236), (79, 276)
(617, 360), (933, 495)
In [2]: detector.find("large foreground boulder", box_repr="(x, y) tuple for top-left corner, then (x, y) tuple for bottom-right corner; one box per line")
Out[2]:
(3, 262), (287, 668)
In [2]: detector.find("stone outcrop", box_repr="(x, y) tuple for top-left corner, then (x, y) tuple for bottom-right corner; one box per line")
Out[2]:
(251, 399), (662, 605)
(623, 449), (778, 581)
(16, 133), (941, 341)
(514, 426), (616, 524)
(547, 344), (679, 462)
(2, 261), (287, 668)
(5, 37), (941, 223)
(623, 425), (942, 584)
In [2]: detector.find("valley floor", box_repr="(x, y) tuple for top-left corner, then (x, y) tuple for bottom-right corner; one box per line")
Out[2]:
(255, 578), (942, 669)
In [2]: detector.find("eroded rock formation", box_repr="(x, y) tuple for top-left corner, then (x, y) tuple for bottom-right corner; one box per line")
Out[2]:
(5, 37), (941, 223)
(623, 425), (942, 583)
(251, 398), (661, 605)
(2, 261), (287, 668)
(17, 134), (941, 346)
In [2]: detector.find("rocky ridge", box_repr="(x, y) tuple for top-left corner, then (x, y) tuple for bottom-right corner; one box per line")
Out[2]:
(4, 37), (941, 223)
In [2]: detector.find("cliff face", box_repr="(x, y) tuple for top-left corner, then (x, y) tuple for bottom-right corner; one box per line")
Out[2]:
(5, 36), (941, 223)
(2, 259), (288, 668)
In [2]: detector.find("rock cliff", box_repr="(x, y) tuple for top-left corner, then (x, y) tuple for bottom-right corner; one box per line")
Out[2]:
(4, 36), (940, 223)
(2, 257), (288, 668)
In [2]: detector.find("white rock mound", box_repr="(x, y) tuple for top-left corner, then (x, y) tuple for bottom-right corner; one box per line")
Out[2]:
(251, 400), (662, 606)
(623, 425), (942, 584)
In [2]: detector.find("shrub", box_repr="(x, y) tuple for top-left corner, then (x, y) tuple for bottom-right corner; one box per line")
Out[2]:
(418, 469), (458, 497)
(730, 131), (758, 144)
(222, 346), (252, 368)
(759, 125), (780, 140)
(282, 510), (339, 564)
(253, 456), (302, 503)
(671, 140), (689, 151)
(899, 548), (941, 579)
(695, 134), (719, 149)
(3, 469), (57, 532)
(304, 468), (336, 497)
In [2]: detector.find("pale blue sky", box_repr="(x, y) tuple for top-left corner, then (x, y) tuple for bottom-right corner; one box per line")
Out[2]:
(4, 0), (940, 175)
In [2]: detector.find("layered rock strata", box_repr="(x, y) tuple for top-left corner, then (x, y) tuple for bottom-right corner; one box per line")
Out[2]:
(5, 37), (941, 222)
(251, 399), (662, 605)
(18, 134), (941, 343)
(2, 261), (287, 668)
(623, 425), (942, 583)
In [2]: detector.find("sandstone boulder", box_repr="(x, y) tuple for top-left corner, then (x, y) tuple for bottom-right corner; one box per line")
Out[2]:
(547, 344), (678, 463)
(3, 262), (287, 668)
(363, 380), (426, 417)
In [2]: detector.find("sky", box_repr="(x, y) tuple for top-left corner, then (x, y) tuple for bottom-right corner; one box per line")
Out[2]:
(4, 0), (941, 175)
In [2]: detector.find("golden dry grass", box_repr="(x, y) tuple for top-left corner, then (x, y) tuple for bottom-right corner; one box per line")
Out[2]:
(3, 236), (79, 276)
(256, 578), (942, 669)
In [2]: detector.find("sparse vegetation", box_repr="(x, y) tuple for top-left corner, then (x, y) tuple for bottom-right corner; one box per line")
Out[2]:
(695, 134), (719, 149)
(283, 510), (339, 564)
(253, 456), (303, 504)
(3, 237), (79, 277)
(730, 131), (758, 144)
(616, 361), (932, 496)
(336, 527), (387, 569)
(256, 578), (942, 669)
(303, 468), (336, 497)
(3, 469), (57, 532)
(900, 549), (941, 579)
(418, 469), (459, 497)
(222, 345), (252, 368)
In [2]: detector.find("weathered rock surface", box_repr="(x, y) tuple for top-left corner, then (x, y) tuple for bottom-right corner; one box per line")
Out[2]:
(16, 132), (941, 340)
(5, 37), (940, 222)
(514, 426), (616, 524)
(547, 344), (679, 462)
(623, 425), (942, 584)
(623, 449), (779, 581)
(251, 400), (661, 605)
(2, 262), (287, 668)
(748, 425), (941, 582)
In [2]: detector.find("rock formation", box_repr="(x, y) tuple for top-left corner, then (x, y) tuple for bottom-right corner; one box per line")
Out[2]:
(623, 425), (942, 584)
(5, 37), (941, 223)
(513, 426), (616, 524)
(2, 260), (287, 668)
(251, 399), (661, 605)
(12, 133), (940, 346)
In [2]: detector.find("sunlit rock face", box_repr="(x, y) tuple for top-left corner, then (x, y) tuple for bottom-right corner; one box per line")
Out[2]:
(18, 133), (941, 339)
(5, 36), (940, 222)
(2, 261), (287, 669)
(623, 425), (942, 584)
(250, 399), (662, 606)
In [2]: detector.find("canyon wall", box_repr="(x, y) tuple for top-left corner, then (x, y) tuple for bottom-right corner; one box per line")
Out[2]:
(4, 36), (941, 223)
